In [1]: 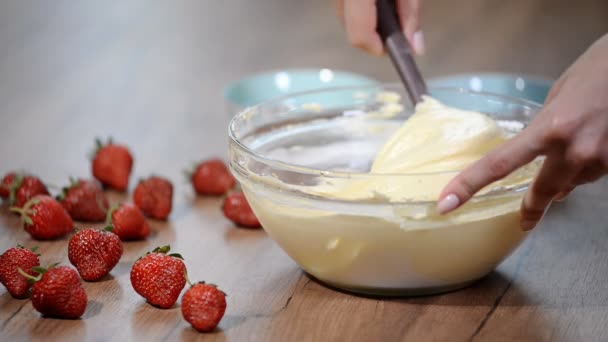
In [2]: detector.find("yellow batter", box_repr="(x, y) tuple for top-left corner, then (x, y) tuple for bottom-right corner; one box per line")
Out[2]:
(305, 96), (528, 203)
(239, 95), (536, 292)
(371, 96), (506, 174)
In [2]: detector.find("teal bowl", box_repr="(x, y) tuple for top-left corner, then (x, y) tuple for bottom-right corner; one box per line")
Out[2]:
(224, 69), (378, 113)
(428, 73), (553, 105)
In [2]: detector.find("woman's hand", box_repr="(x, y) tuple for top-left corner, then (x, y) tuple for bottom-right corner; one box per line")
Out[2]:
(437, 33), (608, 231)
(334, 0), (424, 56)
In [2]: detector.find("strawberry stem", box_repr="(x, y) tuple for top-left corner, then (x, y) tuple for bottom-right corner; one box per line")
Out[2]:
(18, 268), (42, 283)
(96, 193), (109, 214)
(9, 206), (24, 215)
(7, 173), (24, 206)
(105, 203), (119, 225)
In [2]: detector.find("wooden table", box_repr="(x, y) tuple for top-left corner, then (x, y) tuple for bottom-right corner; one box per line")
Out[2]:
(1, 1), (607, 341)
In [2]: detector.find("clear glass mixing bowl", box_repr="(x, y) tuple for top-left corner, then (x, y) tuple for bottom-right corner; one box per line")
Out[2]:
(228, 85), (541, 296)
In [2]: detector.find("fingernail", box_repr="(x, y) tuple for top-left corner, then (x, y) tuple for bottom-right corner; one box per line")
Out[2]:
(520, 220), (536, 231)
(412, 31), (425, 56)
(437, 194), (460, 214)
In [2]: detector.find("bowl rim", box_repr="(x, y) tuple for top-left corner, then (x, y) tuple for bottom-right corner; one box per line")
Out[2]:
(228, 84), (543, 202)
(426, 71), (555, 85)
(223, 68), (379, 106)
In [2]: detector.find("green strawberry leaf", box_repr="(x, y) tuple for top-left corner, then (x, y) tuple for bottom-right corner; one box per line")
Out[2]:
(104, 203), (120, 225)
(31, 266), (47, 274)
(168, 253), (184, 260)
(69, 177), (79, 187)
(7, 173), (24, 206)
(23, 216), (33, 226)
(152, 245), (171, 254)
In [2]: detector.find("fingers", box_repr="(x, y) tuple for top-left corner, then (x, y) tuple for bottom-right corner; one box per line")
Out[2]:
(396, 0), (424, 55)
(553, 185), (574, 202)
(520, 153), (580, 230)
(437, 129), (542, 214)
(544, 71), (569, 104)
(573, 161), (607, 184)
(343, 0), (384, 56)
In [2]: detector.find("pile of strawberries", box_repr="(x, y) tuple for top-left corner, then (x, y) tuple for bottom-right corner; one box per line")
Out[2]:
(0, 137), (261, 332)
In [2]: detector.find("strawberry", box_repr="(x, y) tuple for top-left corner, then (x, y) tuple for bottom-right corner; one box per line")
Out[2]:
(106, 203), (150, 241)
(57, 178), (109, 222)
(21, 265), (87, 319)
(188, 159), (235, 196)
(133, 176), (173, 220)
(11, 195), (74, 240)
(181, 281), (227, 332)
(1, 172), (49, 208)
(0, 244), (40, 298)
(91, 138), (133, 191)
(222, 192), (261, 228)
(68, 227), (123, 281)
(0, 172), (15, 198)
(130, 245), (186, 309)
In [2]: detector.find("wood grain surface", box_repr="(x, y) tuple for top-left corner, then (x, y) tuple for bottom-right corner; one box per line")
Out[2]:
(1, 1), (607, 341)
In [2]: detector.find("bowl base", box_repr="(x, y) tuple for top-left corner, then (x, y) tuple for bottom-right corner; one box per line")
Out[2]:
(310, 275), (481, 297)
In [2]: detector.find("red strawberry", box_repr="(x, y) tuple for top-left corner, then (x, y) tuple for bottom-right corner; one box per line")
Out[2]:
(181, 281), (227, 332)
(91, 138), (133, 191)
(0, 244), (40, 298)
(188, 159), (235, 196)
(222, 192), (261, 228)
(1, 172), (49, 208)
(11, 195), (74, 240)
(68, 227), (123, 281)
(106, 203), (150, 241)
(58, 178), (109, 222)
(0, 172), (16, 198)
(130, 245), (186, 309)
(133, 176), (173, 220)
(23, 265), (87, 319)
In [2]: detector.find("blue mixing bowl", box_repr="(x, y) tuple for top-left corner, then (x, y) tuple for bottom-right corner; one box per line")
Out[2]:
(428, 73), (553, 105)
(224, 69), (378, 112)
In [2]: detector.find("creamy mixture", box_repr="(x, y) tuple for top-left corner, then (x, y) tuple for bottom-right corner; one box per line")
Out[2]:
(241, 96), (534, 292)
(306, 96), (525, 203)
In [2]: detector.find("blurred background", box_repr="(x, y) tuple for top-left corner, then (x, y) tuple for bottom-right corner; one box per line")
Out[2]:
(0, 0), (607, 176)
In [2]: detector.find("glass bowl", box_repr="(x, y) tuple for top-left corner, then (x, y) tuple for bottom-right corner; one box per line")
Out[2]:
(228, 85), (541, 296)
